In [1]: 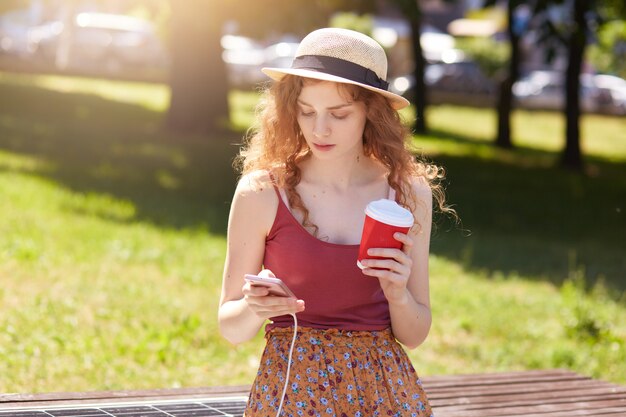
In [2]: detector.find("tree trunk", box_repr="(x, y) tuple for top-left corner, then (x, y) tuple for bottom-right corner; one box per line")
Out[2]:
(395, 0), (427, 133)
(166, 0), (229, 135)
(495, 3), (521, 149)
(55, 0), (77, 70)
(409, 13), (427, 134)
(562, 0), (586, 170)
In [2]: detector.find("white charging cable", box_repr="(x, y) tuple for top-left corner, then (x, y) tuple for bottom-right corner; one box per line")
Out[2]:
(276, 313), (298, 417)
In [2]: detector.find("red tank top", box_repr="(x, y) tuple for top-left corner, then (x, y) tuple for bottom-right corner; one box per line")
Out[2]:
(263, 185), (391, 332)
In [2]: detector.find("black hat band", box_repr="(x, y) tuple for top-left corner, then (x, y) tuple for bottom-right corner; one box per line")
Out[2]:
(292, 55), (389, 91)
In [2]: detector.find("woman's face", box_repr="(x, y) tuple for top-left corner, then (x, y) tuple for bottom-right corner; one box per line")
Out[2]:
(296, 81), (367, 161)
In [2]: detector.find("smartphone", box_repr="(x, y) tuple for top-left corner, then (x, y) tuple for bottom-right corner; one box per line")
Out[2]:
(244, 274), (297, 299)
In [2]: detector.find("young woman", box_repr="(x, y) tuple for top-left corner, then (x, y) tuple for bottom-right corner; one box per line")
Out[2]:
(219, 27), (450, 416)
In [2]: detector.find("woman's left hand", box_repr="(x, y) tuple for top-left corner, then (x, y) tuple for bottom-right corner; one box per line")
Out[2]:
(360, 232), (414, 305)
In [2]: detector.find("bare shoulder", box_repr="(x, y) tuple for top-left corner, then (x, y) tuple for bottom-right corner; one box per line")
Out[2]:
(410, 175), (433, 205)
(236, 170), (275, 197)
(407, 175), (433, 228)
(231, 170), (279, 230)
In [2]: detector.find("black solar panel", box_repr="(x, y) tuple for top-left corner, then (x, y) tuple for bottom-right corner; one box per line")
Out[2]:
(0, 398), (248, 417)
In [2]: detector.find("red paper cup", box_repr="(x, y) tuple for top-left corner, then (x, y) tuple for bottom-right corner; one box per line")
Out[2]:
(357, 199), (414, 269)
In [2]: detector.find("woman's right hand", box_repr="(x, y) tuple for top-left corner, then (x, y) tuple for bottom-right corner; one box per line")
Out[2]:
(242, 269), (305, 320)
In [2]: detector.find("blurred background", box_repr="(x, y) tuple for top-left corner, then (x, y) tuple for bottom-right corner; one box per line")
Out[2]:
(0, 0), (624, 394)
(2, 0), (625, 115)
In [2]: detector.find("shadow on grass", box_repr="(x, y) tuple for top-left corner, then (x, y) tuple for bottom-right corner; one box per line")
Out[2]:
(430, 153), (626, 293)
(421, 127), (626, 173)
(0, 80), (241, 235)
(1, 79), (625, 293)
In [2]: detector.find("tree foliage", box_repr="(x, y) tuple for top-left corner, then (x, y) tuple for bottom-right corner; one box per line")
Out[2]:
(329, 11), (374, 36)
(219, 0), (375, 38)
(530, 0), (626, 169)
(0, 0), (29, 14)
(588, 20), (626, 78)
(476, 0), (624, 169)
(455, 36), (509, 79)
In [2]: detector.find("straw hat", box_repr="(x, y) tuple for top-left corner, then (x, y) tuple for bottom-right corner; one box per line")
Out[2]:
(262, 28), (410, 110)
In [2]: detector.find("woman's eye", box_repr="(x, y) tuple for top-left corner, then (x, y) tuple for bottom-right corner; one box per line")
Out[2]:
(331, 113), (348, 120)
(299, 110), (315, 117)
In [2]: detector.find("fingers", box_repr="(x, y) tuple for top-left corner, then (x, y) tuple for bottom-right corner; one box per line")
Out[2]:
(243, 279), (304, 319)
(364, 232), (413, 263)
(360, 258), (411, 281)
(243, 280), (267, 296)
(360, 232), (413, 283)
(394, 232), (414, 255)
(246, 295), (305, 319)
(245, 292), (296, 308)
(242, 269), (304, 319)
(257, 268), (276, 278)
(362, 249), (412, 271)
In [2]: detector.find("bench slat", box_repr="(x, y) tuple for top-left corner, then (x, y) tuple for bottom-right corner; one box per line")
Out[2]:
(430, 388), (626, 408)
(426, 379), (617, 399)
(1, 370), (624, 416)
(434, 397), (626, 417)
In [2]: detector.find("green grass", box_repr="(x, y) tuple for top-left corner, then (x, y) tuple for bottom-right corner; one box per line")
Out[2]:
(0, 72), (625, 393)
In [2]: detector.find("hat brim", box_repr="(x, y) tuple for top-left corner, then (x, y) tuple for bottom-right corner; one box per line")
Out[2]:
(262, 67), (410, 110)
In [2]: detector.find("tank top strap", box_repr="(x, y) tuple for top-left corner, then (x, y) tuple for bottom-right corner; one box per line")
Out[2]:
(268, 171), (292, 211)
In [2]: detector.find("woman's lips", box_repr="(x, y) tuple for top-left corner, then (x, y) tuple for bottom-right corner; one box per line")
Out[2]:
(313, 143), (335, 151)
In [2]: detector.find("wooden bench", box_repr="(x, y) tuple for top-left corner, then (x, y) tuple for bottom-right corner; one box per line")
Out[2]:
(1, 369), (625, 416)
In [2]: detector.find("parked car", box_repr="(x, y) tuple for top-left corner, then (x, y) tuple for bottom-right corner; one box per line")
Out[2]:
(592, 74), (626, 116)
(222, 35), (299, 89)
(221, 34), (265, 88)
(35, 12), (167, 74)
(263, 41), (299, 71)
(512, 70), (626, 115)
(512, 71), (602, 112)
(391, 66), (625, 115)
(389, 57), (495, 105)
(0, 8), (52, 57)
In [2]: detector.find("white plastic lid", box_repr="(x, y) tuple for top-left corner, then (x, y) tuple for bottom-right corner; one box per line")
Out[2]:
(364, 199), (414, 227)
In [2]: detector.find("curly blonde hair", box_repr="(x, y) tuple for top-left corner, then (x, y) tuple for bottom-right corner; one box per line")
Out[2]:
(235, 75), (452, 235)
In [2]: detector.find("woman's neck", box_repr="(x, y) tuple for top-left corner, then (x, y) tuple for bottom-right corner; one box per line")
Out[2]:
(300, 153), (383, 191)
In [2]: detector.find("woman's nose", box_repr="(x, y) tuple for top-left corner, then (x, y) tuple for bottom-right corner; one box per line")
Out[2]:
(312, 117), (330, 137)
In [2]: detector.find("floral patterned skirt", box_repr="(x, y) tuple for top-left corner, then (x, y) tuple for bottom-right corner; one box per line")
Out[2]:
(245, 326), (434, 417)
